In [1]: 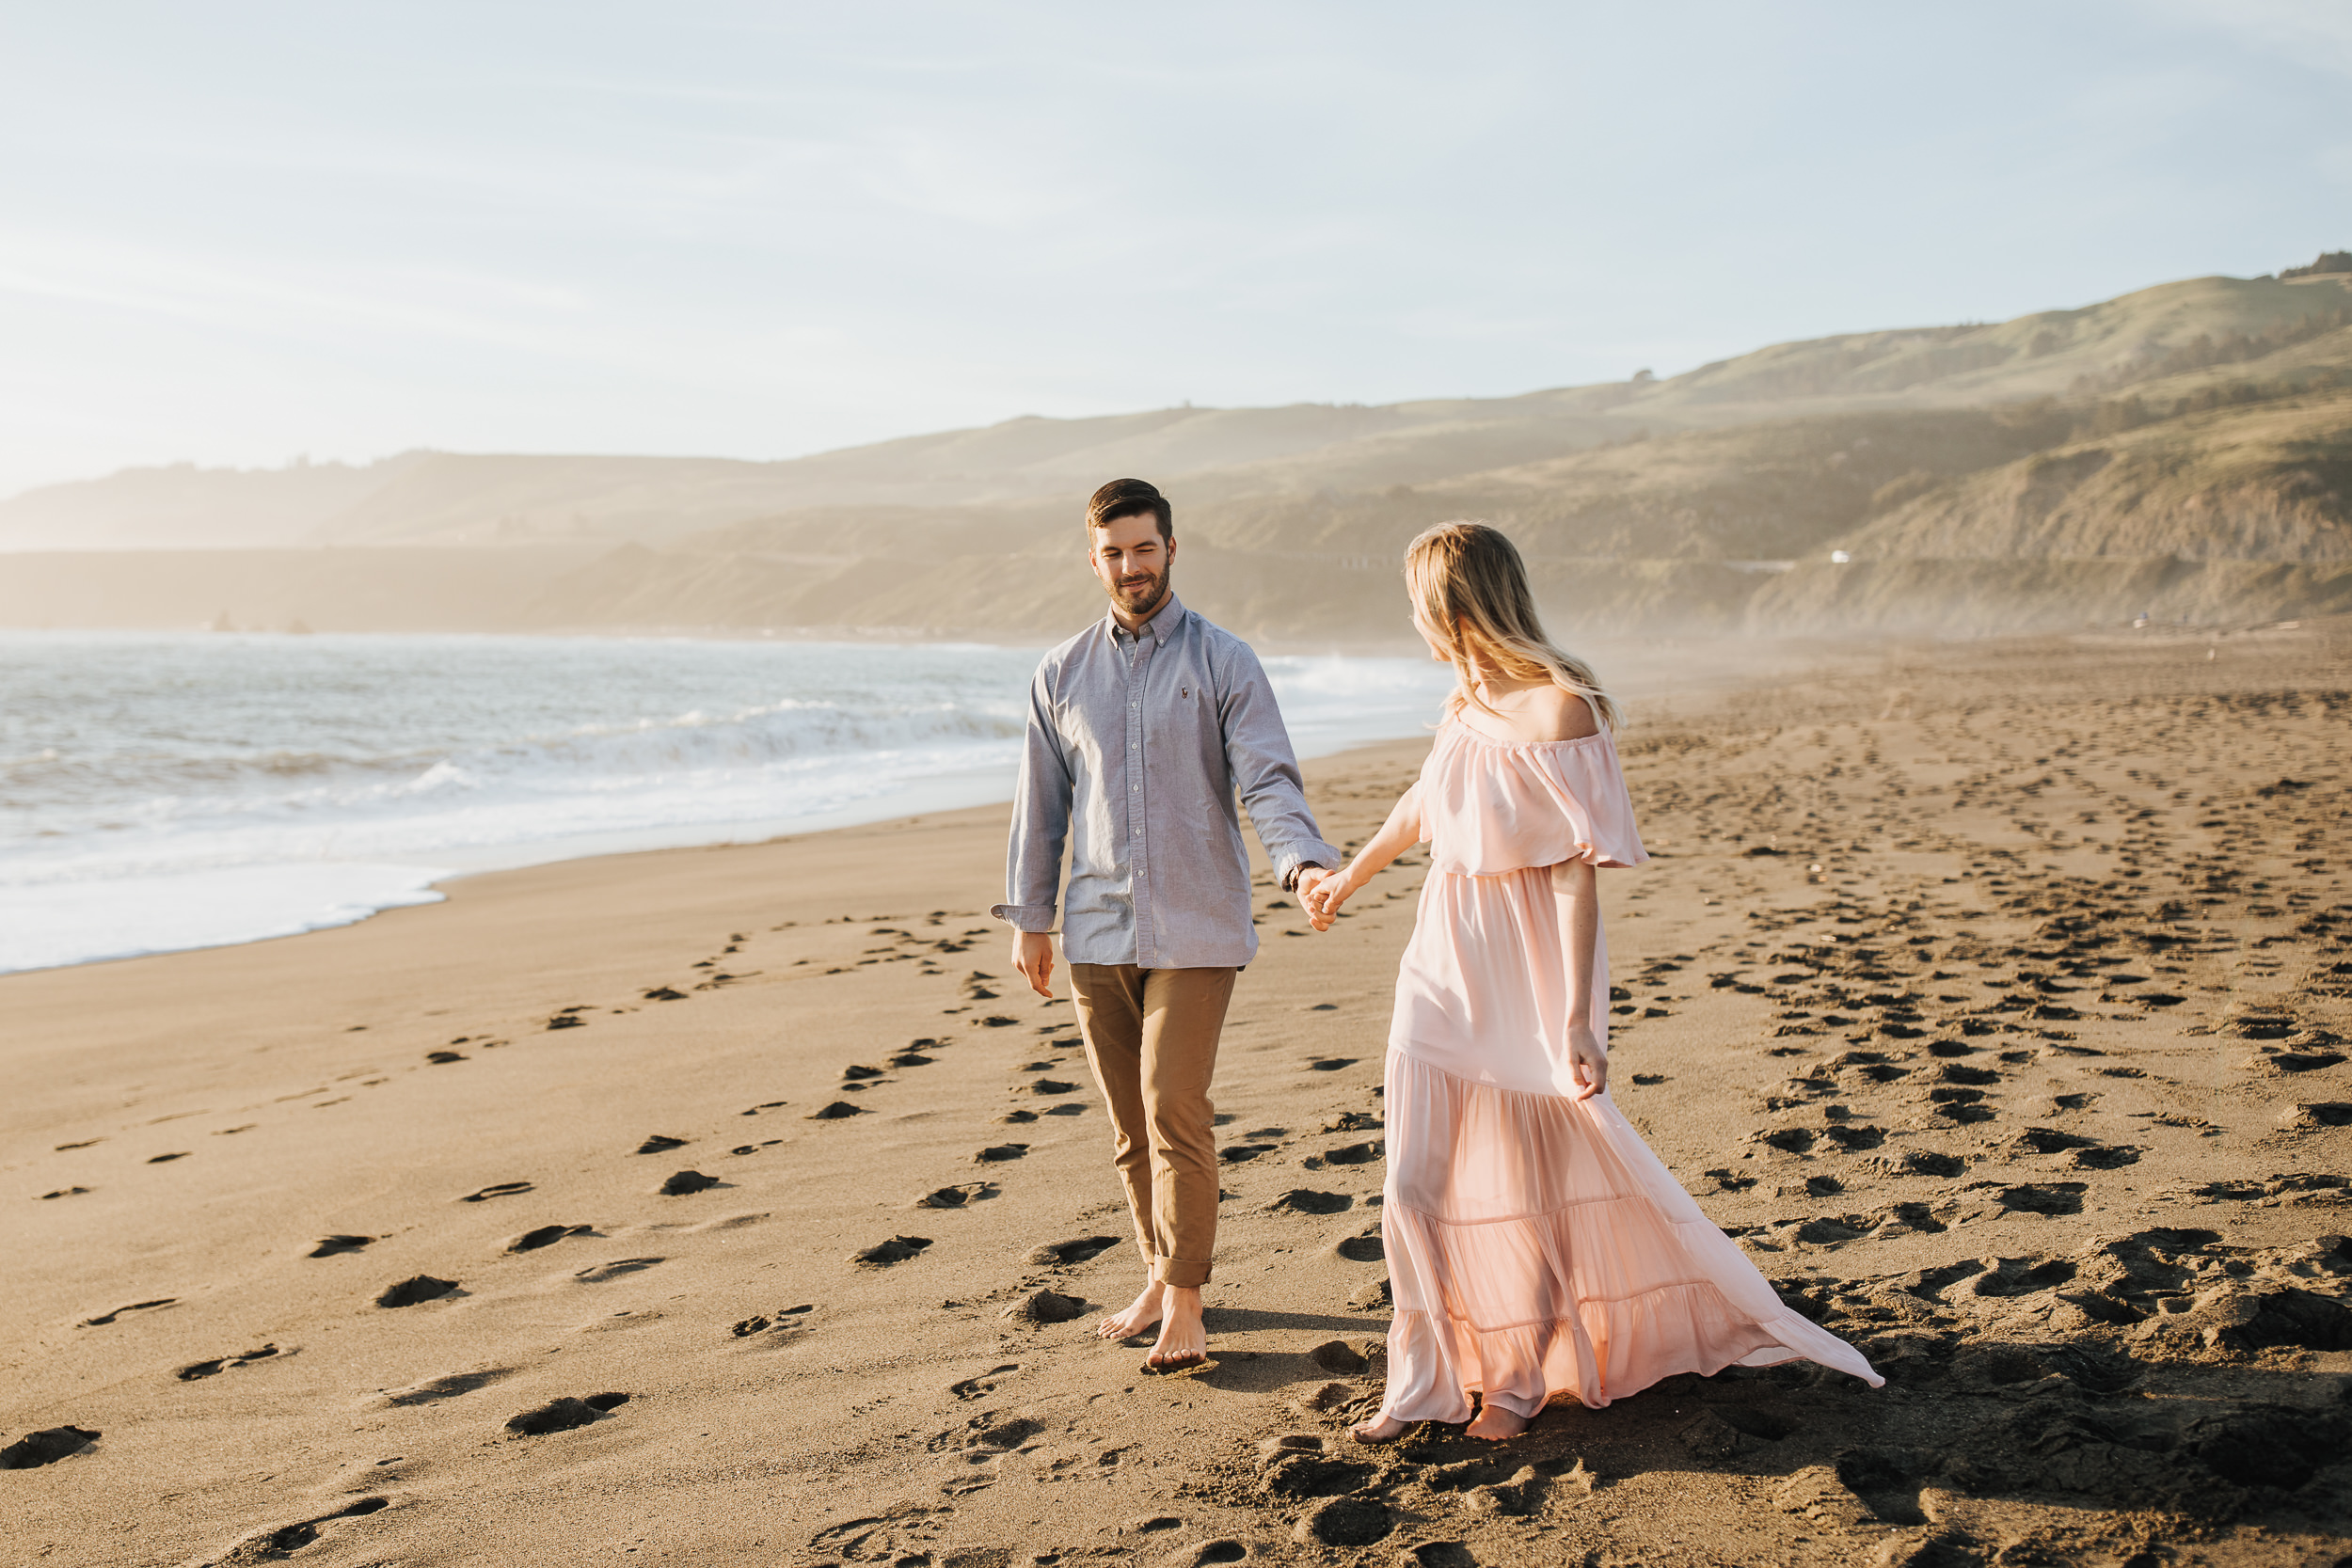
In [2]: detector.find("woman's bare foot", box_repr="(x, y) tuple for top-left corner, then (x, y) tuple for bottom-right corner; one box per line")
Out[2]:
(1096, 1280), (1164, 1341)
(1142, 1285), (1207, 1371)
(1350, 1415), (1408, 1445)
(1465, 1402), (1530, 1441)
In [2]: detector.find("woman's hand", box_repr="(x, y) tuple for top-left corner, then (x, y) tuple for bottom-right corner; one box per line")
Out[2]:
(1565, 1023), (1608, 1101)
(1303, 868), (1360, 931)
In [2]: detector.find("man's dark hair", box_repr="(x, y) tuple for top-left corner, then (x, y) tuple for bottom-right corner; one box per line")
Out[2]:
(1086, 478), (1172, 542)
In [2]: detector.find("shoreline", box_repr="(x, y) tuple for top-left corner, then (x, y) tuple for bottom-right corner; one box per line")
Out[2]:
(3, 633), (1473, 977)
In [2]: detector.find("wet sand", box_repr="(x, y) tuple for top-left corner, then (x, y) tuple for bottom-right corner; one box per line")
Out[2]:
(4, 625), (2349, 1568)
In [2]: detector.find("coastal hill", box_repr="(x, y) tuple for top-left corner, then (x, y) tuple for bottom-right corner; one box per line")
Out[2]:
(2, 263), (2346, 637)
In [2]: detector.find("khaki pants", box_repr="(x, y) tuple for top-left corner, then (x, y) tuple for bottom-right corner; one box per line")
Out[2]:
(1068, 963), (1237, 1290)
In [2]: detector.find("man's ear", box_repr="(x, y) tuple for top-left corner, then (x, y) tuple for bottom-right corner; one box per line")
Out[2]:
(1166, 534), (1177, 563)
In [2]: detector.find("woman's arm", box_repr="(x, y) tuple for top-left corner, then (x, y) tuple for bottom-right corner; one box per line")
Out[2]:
(1302, 784), (1422, 930)
(1556, 857), (1607, 1099)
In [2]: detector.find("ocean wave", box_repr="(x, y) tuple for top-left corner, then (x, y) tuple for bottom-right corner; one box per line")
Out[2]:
(0, 632), (1453, 969)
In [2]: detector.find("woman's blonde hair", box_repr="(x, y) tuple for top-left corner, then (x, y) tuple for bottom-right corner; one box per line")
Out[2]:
(1404, 520), (1621, 733)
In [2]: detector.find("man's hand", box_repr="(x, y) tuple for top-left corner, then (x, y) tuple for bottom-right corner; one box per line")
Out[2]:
(1012, 929), (1057, 998)
(1565, 1023), (1608, 1101)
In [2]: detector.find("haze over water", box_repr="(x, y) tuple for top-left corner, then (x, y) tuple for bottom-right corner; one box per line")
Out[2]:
(0, 630), (1455, 974)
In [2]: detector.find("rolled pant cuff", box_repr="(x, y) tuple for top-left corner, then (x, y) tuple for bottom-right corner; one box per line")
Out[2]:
(1153, 1256), (1213, 1290)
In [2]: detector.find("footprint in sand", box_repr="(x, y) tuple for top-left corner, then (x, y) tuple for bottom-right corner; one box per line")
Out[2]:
(916, 1182), (994, 1209)
(176, 1345), (280, 1381)
(1, 1427), (102, 1468)
(1266, 1190), (1354, 1216)
(843, 1064), (885, 1081)
(509, 1224), (594, 1252)
(425, 1051), (467, 1065)
(975, 1144), (1029, 1164)
(1871, 1150), (1966, 1178)
(309, 1234), (376, 1258)
(731, 1304), (816, 1339)
(889, 1051), (936, 1068)
(808, 1101), (867, 1120)
(850, 1235), (933, 1267)
(642, 987), (688, 1001)
(82, 1299), (176, 1327)
(40, 1187), (92, 1199)
(1219, 1144), (1275, 1164)
(573, 1258), (664, 1283)
(660, 1171), (722, 1196)
(147, 1152), (189, 1164)
(1002, 1290), (1088, 1323)
(1026, 1079), (1078, 1096)
(1027, 1236), (1120, 1266)
(1996, 1182), (2087, 1215)
(459, 1182), (533, 1203)
(375, 1275), (460, 1307)
(635, 1134), (690, 1153)
(1307, 1058), (1359, 1072)
(236, 1496), (397, 1559)
(950, 1363), (1021, 1399)
(504, 1392), (629, 1435)
(372, 1367), (517, 1407)
(1333, 1228), (1385, 1263)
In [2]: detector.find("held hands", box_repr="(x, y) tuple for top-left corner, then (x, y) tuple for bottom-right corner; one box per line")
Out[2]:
(1012, 928), (1056, 999)
(1300, 865), (1352, 931)
(1565, 1023), (1608, 1101)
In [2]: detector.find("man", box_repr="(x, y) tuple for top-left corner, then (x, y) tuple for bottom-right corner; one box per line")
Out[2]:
(992, 477), (1341, 1371)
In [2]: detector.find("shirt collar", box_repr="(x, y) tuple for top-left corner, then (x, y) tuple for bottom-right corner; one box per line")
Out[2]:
(1106, 591), (1185, 648)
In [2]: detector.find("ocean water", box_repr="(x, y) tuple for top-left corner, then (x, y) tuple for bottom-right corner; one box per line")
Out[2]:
(0, 631), (1454, 974)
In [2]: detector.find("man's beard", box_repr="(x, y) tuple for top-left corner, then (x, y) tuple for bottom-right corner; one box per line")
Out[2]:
(1108, 564), (1171, 618)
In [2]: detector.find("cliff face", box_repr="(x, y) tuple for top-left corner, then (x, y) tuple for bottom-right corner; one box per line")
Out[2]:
(1824, 393), (2352, 565)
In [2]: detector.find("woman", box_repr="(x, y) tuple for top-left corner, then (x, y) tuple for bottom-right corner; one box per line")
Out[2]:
(1304, 522), (1882, 1442)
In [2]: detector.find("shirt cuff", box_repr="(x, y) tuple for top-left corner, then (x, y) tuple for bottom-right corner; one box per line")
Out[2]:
(1279, 856), (1336, 893)
(990, 903), (1057, 932)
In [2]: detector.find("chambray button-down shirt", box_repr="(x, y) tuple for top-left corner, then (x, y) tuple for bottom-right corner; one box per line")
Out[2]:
(992, 594), (1341, 970)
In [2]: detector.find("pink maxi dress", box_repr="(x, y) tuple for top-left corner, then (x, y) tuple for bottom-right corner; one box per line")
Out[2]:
(1377, 716), (1883, 1422)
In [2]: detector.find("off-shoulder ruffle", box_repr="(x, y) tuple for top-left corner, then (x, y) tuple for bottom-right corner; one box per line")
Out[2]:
(1418, 721), (1647, 877)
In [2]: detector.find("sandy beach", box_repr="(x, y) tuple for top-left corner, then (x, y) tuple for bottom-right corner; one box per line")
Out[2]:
(6, 625), (2350, 1568)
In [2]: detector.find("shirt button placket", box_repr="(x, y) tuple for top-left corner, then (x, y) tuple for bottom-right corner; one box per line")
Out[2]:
(1130, 636), (1151, 965)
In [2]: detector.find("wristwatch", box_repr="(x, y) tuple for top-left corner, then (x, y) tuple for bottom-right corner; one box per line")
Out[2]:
(1280, 862), (1331, 894)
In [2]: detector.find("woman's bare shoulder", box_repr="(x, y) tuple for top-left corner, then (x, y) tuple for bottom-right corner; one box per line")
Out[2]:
(1502, 683), (1600, 742)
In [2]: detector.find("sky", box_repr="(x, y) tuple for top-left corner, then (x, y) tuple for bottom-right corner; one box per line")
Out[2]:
(1, 1), (2347, 499)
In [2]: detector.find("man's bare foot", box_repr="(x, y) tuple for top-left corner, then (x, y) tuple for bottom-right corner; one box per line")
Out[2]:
(1142, 1284), (1207, 1371)
(1350, 1415), (1408, 1444)
(1465, 1402), (1529, 1441)
(1096, 1280), (1164, 1342)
